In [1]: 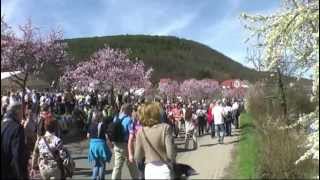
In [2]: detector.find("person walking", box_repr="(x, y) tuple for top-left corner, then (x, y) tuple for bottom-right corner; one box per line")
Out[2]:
(172, 103), (183, 137)
(208, 102), (215, 138)
(111, 103), (139, 179)
(31, 114), (73, 180)
(64, 89), (74, 114)
(128, 105), (144, 179)
(213, 100), (225, 144)
(23, 107), (37, 156)
(135, 102), (176, 179)
(223, 101), (233, 136)
(87, 110), (112, 180)
(37, 103), (61, 138)
(184, 104), (198, 150)
(196, 104), (206, 136)
(1, 93), (10, 120)
(1, 101), (29, 180)
(232, 99), (240, 129)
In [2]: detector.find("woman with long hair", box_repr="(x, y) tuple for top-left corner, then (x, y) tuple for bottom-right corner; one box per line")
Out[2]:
(31, 114), (71, 180)
(128, 104), (144, 179)
(135, 102), (176, 179)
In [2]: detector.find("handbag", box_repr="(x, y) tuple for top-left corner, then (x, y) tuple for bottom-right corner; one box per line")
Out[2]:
(141, 128), (176, 177)
(42, 136), (75, 178)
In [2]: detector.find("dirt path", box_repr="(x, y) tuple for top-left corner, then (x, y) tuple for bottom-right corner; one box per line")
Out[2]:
(66, 128), (240, 179)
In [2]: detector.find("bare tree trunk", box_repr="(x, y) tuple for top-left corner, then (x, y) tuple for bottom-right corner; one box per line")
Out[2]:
(21, 71), (29, 120)
(276, 67), (288, 124)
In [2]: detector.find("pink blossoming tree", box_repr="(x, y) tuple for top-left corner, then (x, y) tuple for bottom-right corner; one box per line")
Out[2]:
(222, 87), (247, 99)
(179, 79), (220, 100)
(60, 46), (153, 93)
(198, 79), (220, 98)
(1, 17), (70, 116)
(158, 78), (180, 98)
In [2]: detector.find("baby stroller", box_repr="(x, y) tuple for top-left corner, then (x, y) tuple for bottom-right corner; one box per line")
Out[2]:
(184, 114), (198, 150)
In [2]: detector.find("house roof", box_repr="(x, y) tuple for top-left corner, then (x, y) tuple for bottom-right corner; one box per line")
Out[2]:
(221, 79), (239, 86)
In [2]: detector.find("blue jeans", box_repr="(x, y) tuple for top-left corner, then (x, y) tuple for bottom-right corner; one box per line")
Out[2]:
(216, 124), (225, 143)
(225, 121), (232, 136)
(92, 160), (106, 180)
(210, 123), (215, 137)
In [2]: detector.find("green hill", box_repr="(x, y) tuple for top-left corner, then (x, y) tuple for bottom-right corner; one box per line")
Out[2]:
(64, 35), (264, 83)
(45, 35), (265, 83)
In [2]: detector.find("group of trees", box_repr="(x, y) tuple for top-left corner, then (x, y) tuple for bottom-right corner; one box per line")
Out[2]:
(1, 16), (153, 113)
(1, 16), (246, 104)
(158, 78), (245, 100)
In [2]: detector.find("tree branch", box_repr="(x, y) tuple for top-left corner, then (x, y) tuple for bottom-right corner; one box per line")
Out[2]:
(10, 72), (24, 82)
(8, 76), (24, 88)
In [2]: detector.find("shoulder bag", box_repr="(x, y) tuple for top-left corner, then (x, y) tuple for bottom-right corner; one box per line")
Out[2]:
(141, 128), (177, 177)
(42, 136), (75, 178)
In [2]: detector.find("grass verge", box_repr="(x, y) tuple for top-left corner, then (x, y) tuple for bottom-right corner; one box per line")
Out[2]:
(233, 112), (259, 179)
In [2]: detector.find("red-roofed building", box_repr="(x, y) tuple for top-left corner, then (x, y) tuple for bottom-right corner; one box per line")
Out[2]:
(220, 79), (250, 89)
(159, 78), (171, 83)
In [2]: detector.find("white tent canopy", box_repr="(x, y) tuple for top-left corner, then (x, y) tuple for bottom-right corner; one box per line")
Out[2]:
(1, 71), (22, 80)
(1, 71), (49, 94)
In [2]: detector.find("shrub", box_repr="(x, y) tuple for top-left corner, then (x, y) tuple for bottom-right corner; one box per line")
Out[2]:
(244, 81), (318, 179)
(258, 116), (315, 179)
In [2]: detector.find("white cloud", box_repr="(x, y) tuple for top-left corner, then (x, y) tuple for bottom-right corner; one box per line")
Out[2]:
(194, 3), (280, 68)
(155, 12), (198, 35)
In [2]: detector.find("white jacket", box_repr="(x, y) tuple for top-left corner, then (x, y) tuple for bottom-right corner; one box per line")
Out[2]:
(213, 105), (224, 125)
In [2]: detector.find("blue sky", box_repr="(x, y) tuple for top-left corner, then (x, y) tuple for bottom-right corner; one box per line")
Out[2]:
(1, 0), (281, 68)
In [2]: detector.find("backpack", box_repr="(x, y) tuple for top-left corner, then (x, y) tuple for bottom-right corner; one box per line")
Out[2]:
(107, 115), (128, 142)
(225, 111), (233, 122)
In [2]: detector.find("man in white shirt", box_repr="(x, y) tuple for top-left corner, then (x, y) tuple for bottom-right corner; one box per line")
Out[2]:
(213, 100), (225, 144)
(39, 94), (46, 107)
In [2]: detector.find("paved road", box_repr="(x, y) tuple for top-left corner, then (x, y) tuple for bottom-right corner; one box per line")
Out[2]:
(176, 129), (241, 179)
(65, 128), (240, 179)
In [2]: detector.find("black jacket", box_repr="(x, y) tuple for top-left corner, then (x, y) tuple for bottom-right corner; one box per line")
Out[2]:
(1, 113), (29, 180)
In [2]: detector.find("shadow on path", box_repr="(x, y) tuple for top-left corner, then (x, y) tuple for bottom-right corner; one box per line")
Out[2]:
(62, 130), (86, 144)
(73, 168), (112, 176)
(175, 142), (187, 146)
(199, 137), (244, 147)
(224, 139), (242, 145)
(73, 156), (87, 160)
(177, 147), (195, 153)
(200, 142), (220, 147)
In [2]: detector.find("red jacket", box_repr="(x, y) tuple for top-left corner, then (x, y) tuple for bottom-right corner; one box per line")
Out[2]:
(207, 107), (213, 124)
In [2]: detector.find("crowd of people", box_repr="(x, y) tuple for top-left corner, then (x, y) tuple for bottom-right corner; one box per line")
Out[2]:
(1, 88), (244, 180)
